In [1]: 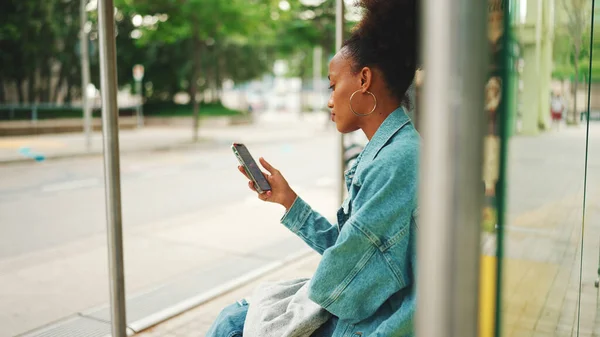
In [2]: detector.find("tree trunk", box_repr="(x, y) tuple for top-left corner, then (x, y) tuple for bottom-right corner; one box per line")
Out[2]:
(216, 46), (224, 103)
(16, 78), (25, 104)
(40, 60), (50, 103)
(52, 66), (66, 103)
(191, 17), (202, 142)
(0, 77), (5, 103)
(65, 77), (72, 103)
(45, 61), (52, 102)
(572, 55), (580, 125)
(27, 74), (35, 103)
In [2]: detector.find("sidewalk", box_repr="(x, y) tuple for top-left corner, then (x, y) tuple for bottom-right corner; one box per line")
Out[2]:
(0, 111), (339, 337)
(6, 182), (338, 337)
(0, 112), (331, 164)
(137, 252), (322, 337)
(499, 123), (600, 337)
(129, 123), (600, 337)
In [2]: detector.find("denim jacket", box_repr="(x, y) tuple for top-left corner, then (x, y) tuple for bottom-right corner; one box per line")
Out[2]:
(281, 107), (419, 337)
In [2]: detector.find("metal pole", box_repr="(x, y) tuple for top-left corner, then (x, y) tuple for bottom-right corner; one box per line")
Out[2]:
(97, 0), (127, 336)
(313, 46), (323, 113)
(335, 0), (345, 205)
(80, 0), (92, 150)
(136, 80), (143, 128)
(31, 106), (37, 124)
(417, 0), (487, 336)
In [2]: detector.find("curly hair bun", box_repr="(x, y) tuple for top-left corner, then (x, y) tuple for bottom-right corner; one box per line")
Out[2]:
(344, 0), (419, 104)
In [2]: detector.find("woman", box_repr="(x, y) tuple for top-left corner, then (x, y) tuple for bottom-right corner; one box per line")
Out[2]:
(207, 0), (419, 336)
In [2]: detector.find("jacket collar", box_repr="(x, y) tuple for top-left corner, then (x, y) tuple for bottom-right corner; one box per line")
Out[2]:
(360, 106), (411, 163)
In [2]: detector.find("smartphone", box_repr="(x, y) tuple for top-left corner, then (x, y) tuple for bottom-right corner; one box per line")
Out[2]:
(232, 143), (272, 194)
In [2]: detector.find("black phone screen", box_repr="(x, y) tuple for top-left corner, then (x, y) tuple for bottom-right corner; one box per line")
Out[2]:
(234, 144), (271, 191)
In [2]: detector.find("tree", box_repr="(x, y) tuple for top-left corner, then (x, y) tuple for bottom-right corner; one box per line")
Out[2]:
(557, 0), (592, 124)
(117, 0), (277, 141)
(0, 0), (85, 104)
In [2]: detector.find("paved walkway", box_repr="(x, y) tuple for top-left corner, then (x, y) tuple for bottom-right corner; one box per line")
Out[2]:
(0, 112), (331, 164)
(500, 124), (600, 337)
(0, 112), (340, 337)
(137, 252), (322, 337)
(132, 123), (600, 337)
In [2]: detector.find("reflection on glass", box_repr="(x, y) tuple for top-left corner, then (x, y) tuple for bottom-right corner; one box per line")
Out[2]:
(0, 0), (347, 335)
(497, 0), (599, 336)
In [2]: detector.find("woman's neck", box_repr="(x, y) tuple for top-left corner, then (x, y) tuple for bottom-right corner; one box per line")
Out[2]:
(361, 102), (401, 140)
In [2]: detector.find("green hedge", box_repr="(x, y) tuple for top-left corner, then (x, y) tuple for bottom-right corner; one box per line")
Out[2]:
(0, 102), (242, 120)
(143, 102), (243, 117)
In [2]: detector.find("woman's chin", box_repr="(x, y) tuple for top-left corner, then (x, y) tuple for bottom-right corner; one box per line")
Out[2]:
(334, 122), (346, 133)
(336, 124), (356, 134)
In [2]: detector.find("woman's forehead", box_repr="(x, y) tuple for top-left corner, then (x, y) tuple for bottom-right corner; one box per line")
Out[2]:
(328, 53), (352, 77)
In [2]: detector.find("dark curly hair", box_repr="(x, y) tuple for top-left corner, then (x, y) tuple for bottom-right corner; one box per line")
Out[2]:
(343, 0), (419, 106)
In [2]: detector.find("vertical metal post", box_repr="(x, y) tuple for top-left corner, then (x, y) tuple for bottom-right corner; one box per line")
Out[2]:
(80, 0), (92, 150)
(97, 0), (127, 336)
(335, 0), (345, 204)
(417, 0), (487, 336)
(136, 80), (144, 128)
(31, 106), (37, 124)
(313, 46), (323, 113)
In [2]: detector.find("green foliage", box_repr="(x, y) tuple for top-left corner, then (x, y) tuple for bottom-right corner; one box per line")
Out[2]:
(552, 0), (597, 82)
(0, 0), (82, 103)
(143, 101), (242, 116)
(0, 0), (355, 104)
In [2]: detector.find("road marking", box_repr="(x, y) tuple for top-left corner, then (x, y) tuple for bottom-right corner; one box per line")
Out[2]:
(41, 178), (100, 193)
(0, 139), (65, 149)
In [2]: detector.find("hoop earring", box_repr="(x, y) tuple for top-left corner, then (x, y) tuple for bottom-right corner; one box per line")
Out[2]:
(349, 89), (377, 117)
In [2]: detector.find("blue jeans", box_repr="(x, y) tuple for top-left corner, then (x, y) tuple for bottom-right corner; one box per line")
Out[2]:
(206, 299), (249, 337)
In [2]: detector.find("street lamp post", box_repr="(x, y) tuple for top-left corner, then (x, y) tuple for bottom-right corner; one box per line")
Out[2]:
(313, 46), (323, 113)
(97, 0), (128, 336)
(80, 0), (92, 150)
(133, 64), (145, 128)
(335, 0), (345, 205)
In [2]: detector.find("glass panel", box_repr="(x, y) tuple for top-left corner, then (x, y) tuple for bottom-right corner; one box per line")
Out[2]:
(577, 1), (600, 336)
(0, 0), (349, 334)
(0, 3), (111, 335)
(495, 0), (598, 336)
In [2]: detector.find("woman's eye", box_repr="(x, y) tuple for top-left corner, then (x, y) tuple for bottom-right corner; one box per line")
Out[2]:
(329, 85), (335, 91)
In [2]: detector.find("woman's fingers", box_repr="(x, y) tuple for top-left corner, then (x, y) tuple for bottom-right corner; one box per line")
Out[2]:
(259, 157), (278, 175)
(258, 190), (272, 201)
(238, 166), (250, 179)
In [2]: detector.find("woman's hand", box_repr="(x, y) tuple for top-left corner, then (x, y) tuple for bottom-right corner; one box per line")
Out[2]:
(238, 157), (297, 210)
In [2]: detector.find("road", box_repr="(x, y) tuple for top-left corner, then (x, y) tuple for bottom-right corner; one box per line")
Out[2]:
(1, 120), (600, 337)
(0, 126), (340, 336)
(0, 135), (338, 258)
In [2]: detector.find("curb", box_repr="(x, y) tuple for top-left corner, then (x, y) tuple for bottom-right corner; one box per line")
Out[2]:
(0, 139), (215, 165)
(130, 248), (314, 334)
(18, 248), (314, 337)
(0, 128), (329, 165)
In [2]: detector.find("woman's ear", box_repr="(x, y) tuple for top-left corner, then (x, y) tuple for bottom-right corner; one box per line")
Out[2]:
(360, 67), (373, 92)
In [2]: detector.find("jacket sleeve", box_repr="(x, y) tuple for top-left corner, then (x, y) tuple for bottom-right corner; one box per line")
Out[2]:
(280, 196), (340, 255)
(307, 150), (418, 323)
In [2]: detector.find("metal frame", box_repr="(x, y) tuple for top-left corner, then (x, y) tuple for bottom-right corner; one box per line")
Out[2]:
(336, 0), (346, 204)
(93, 1), (490, 336)
(416, 0), (488, 336)
(80, 0), (92, 150)
(97, 0), (128, 335)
